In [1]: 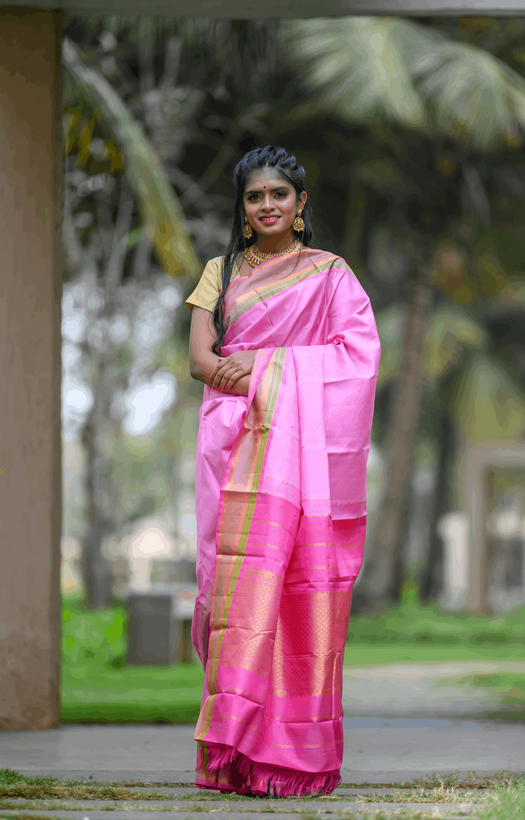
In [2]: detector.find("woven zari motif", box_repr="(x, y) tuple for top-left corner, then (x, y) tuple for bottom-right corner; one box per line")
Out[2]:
(271, 588), (353, 699)
(215, 566), (283, 680)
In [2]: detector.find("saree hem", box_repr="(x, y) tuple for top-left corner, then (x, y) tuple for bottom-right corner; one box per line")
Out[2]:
(196, 742), (341, 796)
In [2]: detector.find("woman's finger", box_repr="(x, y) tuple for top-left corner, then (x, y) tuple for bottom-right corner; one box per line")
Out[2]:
(212, 361), (231, 385)
(218, 365), (241, 391)
(214, 363), (237, 390)
(210, 357), (226, 380)
(225, 375), (239, 390)
(224, 373), (241, 391)
(217, 372), (234, 391)
(212, 354), (255, 390)
(213, 354), (254, 386)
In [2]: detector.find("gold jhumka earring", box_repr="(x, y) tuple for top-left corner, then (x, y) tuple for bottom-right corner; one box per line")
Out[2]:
(292, 209), (305, 232)
(244, 216), (254, 239)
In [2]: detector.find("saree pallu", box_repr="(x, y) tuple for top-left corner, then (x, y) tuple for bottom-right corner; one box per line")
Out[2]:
(191, 249), (380, 796)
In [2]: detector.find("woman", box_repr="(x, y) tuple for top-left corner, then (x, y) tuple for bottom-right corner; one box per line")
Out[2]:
(186, 146), (380, 796)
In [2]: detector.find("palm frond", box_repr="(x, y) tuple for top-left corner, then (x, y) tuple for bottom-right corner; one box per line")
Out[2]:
(376, 302), (488, 389)
(457, 353), (525, 442)
(286, 16), (525, 151)
(287, 17), (426, 130)
(375, 303), (405, 390)
(423, 305), (487, 382)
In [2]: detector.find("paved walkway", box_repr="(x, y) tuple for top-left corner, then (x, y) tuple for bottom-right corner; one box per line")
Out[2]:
(1, 716), (524, 783)
(342, 660), (525, 717)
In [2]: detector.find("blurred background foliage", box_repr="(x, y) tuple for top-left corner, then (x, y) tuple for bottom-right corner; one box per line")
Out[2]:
(60, 14), (525, 643)
(61, 597), (204, 722)
(61, 592), (525, 723)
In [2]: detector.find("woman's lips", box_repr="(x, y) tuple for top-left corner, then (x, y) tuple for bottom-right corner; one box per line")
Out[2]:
(259, 216), (280, 224)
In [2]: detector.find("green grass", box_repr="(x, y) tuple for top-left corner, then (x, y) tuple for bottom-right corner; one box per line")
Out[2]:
(346, 596), (525, 647)
(62, 661), (204, 723)
(343, 596), (525, 667)
(61, 598), (204, 723)
(3, 767), (520, 794)
(61, 595), (525, 723)
(344, 642), (525, 666)
(2, 768), (523, 820)
(476, 776), (525, 819)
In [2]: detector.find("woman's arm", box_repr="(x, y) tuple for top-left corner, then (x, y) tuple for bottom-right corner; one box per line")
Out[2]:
(189, 307), (254, 396)
(189, 307), (221, 386)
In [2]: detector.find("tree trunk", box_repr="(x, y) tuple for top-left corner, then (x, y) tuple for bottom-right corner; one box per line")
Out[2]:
(419, 407), (456, 601)
(341, 176), (367, 280)
(360, 275), (432, 610)
(81, 364), (115, 610)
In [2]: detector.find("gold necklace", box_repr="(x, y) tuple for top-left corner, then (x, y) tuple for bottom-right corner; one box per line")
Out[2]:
(243, 238), (305, 268)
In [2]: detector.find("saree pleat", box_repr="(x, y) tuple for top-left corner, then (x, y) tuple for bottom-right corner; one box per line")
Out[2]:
(192, 249), (380, 795)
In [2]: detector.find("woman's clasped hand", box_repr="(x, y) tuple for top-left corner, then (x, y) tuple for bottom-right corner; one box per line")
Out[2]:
(210, 349), (257, 392)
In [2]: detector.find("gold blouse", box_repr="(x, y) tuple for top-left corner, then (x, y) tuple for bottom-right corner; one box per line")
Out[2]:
(185, 256), (243, 314)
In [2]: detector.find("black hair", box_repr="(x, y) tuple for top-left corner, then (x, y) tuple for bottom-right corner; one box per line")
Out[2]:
(212, 145), (313, 354)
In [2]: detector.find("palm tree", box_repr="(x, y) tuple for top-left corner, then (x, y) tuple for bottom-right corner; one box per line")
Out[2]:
(286, 15), (525, 608)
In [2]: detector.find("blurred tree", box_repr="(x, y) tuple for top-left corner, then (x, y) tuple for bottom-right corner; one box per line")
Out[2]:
(61, 16), (281, 606)
(63, 36), (200, 280)
(62, 31), (200, 606)
(60, 14), (525, 612)
(286, 15), (525, 608)
(62, 229), (186, 606)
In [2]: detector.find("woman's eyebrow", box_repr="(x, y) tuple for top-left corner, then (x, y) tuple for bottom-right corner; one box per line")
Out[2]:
(245, 186), (290, 194)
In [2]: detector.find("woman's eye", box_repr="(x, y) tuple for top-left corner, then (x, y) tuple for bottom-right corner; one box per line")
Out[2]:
(275, 191), (288, 198)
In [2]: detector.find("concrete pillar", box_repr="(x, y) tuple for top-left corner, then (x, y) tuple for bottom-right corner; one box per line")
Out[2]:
(0, 9), (62, 729)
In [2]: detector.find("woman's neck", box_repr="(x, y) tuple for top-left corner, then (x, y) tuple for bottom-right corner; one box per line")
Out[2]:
(256, 229), (295, 255)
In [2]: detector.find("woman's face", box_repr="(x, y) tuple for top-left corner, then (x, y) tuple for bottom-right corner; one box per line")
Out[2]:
(243, 169), (307, 238)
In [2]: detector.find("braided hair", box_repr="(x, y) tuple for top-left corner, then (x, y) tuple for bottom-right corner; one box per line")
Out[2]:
(212, 146), (313, 354)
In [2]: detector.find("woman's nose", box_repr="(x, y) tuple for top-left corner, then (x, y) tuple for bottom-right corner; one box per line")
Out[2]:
(261, 194), (274, 210)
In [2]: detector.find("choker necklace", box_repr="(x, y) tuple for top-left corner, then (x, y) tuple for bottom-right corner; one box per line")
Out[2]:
(243, 238), (304, 268)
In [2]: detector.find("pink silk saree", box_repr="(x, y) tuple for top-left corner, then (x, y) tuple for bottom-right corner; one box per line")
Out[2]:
(191, 248), (380, 796)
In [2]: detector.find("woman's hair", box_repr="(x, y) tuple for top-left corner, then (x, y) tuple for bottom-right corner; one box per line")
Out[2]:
(211, 145), (313, 354)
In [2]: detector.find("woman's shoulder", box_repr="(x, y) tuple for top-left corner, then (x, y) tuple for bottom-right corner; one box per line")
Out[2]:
(194, 257), (223, 294)
(304, 247), (354, 274)
(204, 255), (224, 273)
(204, 255), (243, 275)
(186, 257), (223, 313)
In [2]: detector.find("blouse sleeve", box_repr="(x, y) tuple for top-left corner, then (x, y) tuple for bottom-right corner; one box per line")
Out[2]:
(185, 257), (223, 313)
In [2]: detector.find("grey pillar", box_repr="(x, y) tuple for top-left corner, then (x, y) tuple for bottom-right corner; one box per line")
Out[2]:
(0, 9), (63, 729)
